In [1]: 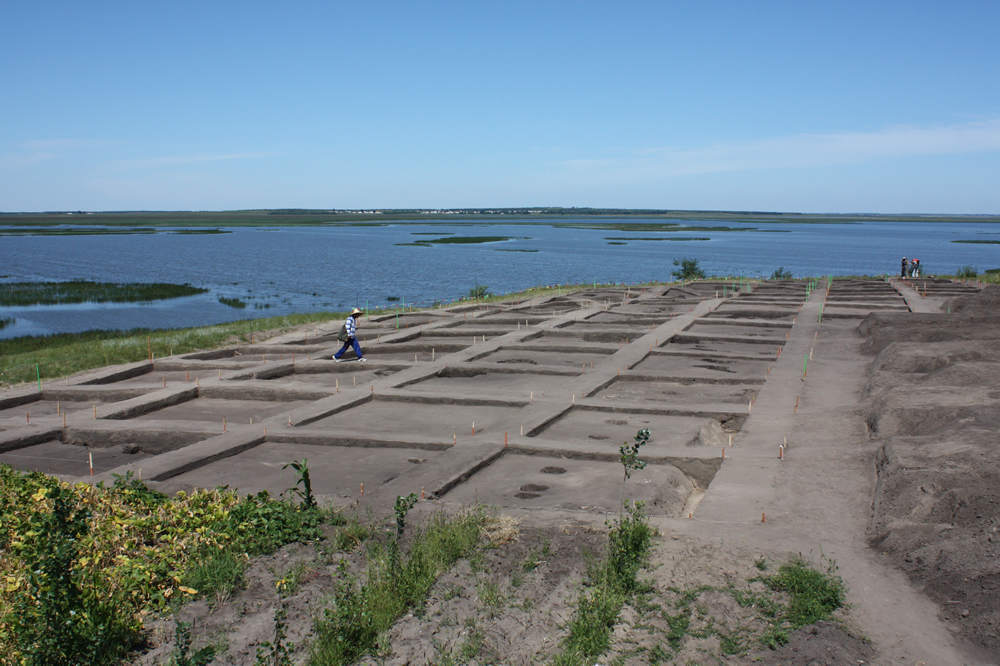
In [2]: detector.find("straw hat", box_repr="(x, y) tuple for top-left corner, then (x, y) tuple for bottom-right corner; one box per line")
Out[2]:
(350, 308), (364, 316)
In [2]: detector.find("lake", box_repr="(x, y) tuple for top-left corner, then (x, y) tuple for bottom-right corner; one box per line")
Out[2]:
(1, 218), (998, 338)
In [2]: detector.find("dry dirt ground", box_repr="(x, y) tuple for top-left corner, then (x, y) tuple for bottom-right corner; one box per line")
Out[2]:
(1, 279), (997, 665)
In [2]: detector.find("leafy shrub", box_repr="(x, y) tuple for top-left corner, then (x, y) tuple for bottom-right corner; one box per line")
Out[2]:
(957, 265), (979, 279)
(0, 465), (327, 661)
(672, 258), (706, 281)
(770, 267), (793, 280)
(468, 285), (491, 299)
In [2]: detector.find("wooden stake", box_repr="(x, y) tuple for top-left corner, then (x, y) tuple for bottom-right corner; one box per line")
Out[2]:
(472, 422), (475, 436)
(163, 376), (166, 388)
(88, 449), (93, 476)
(93, 405), (97, 419)
(721, 448), (726, 459)
(504, 431), (508, 447)
(186, 369), (190, 382)
(360, 483), (364, 496)
(762, 512), (766, 523)
(62, 413), (66, 428)
(223, 417), (226, 433)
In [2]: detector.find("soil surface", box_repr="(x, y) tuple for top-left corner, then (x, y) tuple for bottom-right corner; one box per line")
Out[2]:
(2, 279), (997, 664)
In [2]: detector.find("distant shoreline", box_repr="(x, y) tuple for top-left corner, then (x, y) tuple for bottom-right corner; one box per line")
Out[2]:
(1, 209), (999, 228)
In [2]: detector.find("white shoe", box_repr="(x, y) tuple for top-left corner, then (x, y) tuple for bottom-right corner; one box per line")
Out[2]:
(333, 357), (342, 362)
(358, 357), (368, 362)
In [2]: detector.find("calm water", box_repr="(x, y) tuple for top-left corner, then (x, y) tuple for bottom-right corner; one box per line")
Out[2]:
(1, 218), (998, 338)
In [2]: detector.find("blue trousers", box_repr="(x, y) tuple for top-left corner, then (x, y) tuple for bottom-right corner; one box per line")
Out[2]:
(334, 336), (363, 360)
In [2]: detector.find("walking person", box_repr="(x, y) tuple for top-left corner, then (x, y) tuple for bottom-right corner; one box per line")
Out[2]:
(333, 308), (367, 362)
(901, 257), (908, 279)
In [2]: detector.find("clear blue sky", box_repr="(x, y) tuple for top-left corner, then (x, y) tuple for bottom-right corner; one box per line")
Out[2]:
(2, 1), (998, 213)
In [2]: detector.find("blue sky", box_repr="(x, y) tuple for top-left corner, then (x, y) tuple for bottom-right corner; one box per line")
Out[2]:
(2, 1), (998, 213)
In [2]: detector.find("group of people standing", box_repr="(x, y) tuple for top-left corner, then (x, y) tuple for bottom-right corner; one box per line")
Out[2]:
(901, 257), (921, 278)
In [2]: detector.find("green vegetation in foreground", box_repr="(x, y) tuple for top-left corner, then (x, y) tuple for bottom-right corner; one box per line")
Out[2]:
(0, 310), (349, 388)
(952, 239), (1000, 244)
(0, 465), (331, 665)
(217, 296), (247, 309)
(309, 507), (490, 665)
(554, 502), (656, 664)
(604, 236), (710, 241)
(0, 281), (208, 307)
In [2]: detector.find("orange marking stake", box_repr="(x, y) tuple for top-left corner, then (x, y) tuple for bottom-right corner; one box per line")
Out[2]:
(288, 415), (292, 426)
(421, 487), (425, 499)
(721, 448), (726, 459)
(186, 370), (190, 382)
(505, 431), (508, 447)
(88, 449), (93, 476)
(163, 376), (166, 388)
(360, 483), (364, 496)
(219, 370), (222, 380)
(26, 413), (29, 424)
(223, 417), (227, 433)
(62, 413), (66, 428)
(779, 445), (785, 460)
(472, 422), (476, 436)
(93, 405), (97, 419)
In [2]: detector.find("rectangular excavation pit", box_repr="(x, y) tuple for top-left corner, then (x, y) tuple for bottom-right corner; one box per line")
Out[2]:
(655, 340), (781, 360)
(532, 408), (744, 451)
(589, 377), (759, 406)
(586, 312), (676, 325)
(0, 439), (152, 476)
(160, 440), (447, 498)
(130, 397), (314, 425)
(632, 353), (773, 378)
(308, 396), (524, 439)
(283, 328), (398, 345)
(258, 365), (402, 388)
(476, 347), (614, 370)
(683, 323), (790, 340)
(402, 367), (575, 396)
(0, 397), (129, 427)
(439, 451), (722, 516)
(101, 370), (211, 387)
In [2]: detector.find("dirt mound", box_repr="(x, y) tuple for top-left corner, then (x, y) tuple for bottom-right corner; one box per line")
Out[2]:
(749, 620), (875, 665)
(861, 293), (1000, 658)
(945, 283), (1000, 315)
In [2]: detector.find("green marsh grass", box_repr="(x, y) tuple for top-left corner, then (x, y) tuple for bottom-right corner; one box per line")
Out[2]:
(0, 317), (13, 332)
(218, 296), (248, 309)
(0, 281), (207, 307)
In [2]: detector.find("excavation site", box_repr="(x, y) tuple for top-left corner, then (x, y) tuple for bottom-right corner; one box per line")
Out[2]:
(2, 277), (998, 666)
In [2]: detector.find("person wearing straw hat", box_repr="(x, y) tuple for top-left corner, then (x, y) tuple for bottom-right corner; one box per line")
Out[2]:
(333, 308), (367, 362)
(901, 257), (908, 279)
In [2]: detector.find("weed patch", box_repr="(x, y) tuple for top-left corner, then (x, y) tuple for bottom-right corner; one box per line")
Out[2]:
(308, 508), (487, 665)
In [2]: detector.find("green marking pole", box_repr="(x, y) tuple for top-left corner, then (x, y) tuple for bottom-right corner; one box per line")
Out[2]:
(396, 312), (399, 331)
(36, 363), (41, 392)
(804, 353), (808, 376)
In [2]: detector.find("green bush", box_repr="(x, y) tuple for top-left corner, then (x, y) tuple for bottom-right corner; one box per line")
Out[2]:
(956, 265), (979, 279)
(672, 258), (706, 281)
(1, 485), (140, 665)
(770, 267), (793, 280)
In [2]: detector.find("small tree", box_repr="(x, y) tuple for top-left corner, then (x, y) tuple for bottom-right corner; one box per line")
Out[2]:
(672, 258), (706, 281)
(619, 429), (650, 482)
(468, 284), (490, 300)
(770, 267), (793, 280)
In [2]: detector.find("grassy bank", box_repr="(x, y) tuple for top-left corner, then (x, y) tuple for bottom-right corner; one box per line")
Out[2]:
(0, 310), (349, 388)
(0, 281), (207, 307)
